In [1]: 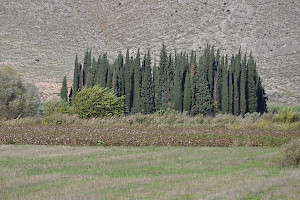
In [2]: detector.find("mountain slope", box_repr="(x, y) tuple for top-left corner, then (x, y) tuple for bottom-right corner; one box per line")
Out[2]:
(1, 0), (299, 103)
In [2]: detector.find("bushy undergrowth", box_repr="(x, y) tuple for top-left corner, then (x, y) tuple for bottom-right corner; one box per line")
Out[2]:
(279, 137), (300, 167)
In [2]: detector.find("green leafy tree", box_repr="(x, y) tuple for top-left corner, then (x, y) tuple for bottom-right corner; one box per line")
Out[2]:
(60, 76), (68, 101)
(72, 85), (125, 119)
(0, 66), (43, 119)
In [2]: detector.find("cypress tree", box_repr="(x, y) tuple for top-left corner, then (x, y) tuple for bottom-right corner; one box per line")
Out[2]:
(60, 76), (68, 101)
(257, 77), (267, 114)
(89, 57), (98, 87)
(156, 44), (168, 109)
(233, 50), (241, 115)
(221, 55), (229, 113)
(113, 52), (124, 97)
(247, 55), (258, 113)
(78, 63), (84, 90)
(124, 49), (133, 112)
(140, 50), (155, 114)
(183, 69), (192, 113)
(228, 55), (234, 114)
(83, 50), (92, 87)
(99, 53), (109, 88)
(240, 53), (247, 116)
(72, 54), (80, 99)
(213, 48), (221, 110)
(208, 46), (215, 94)
(193, 56), (213, 116)
(132, 50), (141, 113)
(173, 52), (183, 112)
(68, 87), (73, 104)
(106, 64), (113, 89)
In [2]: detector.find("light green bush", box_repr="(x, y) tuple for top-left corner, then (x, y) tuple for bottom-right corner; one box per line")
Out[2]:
(44, 98), (69, 116)
(279, 137), (300, 167)
(274, 107), (299, 123)
(72, 86), (126, 119)
(0, 65), (43, 119)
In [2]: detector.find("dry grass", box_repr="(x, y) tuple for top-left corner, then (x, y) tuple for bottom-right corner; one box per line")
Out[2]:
(0, 145), (299, 199)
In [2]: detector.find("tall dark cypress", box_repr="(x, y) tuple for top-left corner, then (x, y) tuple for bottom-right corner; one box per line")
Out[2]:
(89, 57), (98, 87)
(157, 44), (168, 109)
(60, 76), (68, 101)
(124, 49), (133, 112)
(193, 56), (213, 116)
(132, 50), (141, 113)
(247, 55), (258, 113)
(221, 55), (229, 113)
(208, 46), (215, 94)
(83, 50), (92, 87)
(228, 55), (234, 114)
(233, 50), (241, 115)
(78, 63), (83, 90)
(72, 54), (80, 99)
(240, 53), (247, 116)
(140, 50), (155, 114)
(183, 68), (192, 113)
(113, 52), (124, 97)
(257, 77), (267, 114)
(106, 64), (113, 89)
(173, 52), (183, 112)
(213, 48), (221, 110)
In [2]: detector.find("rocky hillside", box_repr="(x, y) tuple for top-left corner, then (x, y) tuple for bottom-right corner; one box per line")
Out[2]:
(1, 0), (299, 104)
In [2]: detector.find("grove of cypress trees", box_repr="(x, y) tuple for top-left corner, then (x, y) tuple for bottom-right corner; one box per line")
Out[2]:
(60, 76), (68, 101)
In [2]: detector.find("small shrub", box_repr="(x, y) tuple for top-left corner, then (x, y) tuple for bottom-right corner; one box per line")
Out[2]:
(274, 107), (299, 123)
(244, 112), (261, 123)
(44, 98), (69, 116)
(279, 137), (300, 167)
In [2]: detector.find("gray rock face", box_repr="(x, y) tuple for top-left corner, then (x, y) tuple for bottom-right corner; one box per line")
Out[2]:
(1, 0), (299, 104)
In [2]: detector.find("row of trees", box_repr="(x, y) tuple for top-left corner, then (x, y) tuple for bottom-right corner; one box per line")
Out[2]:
(62, 44), (267, 116)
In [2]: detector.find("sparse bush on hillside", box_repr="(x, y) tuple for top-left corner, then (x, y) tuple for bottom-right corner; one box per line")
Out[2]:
(72, 86), (126, 119)
(0, 65), (43, 119)
(279, 137), (300, 167)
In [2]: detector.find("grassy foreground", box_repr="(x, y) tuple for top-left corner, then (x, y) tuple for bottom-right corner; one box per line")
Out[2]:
(0, 145), (299, 199)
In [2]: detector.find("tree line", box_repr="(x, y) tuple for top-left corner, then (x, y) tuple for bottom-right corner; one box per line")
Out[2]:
(61, 44), (267, 116)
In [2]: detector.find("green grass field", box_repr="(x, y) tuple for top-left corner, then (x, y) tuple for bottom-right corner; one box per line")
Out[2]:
(0, 145), (299, 199)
